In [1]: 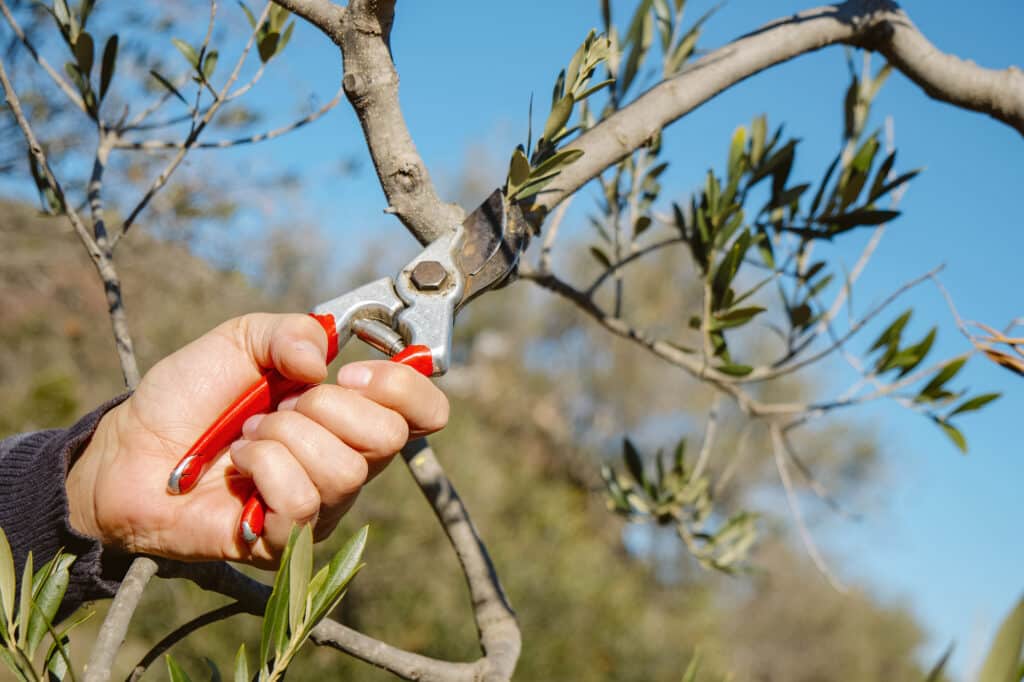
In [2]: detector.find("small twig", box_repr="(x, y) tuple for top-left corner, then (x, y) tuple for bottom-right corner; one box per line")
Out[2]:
(0, 0), (88, 113)
(692, 395), (722, 480)
(126, 602), (245, 682)
(113, 1), (274, 246)
(587, 235), (686, 294)
(780, 429), (861, 521)
(538, 194), (573, 273)
(769, 423), (847, 592)
(115, 82), (344, 150)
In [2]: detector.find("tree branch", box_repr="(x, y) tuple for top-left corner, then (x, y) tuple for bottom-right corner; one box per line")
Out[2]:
(278, 0), (463, 244)
(126, 602), (245, 682)
(534, 0), (1024, 216)
(83, 558), (159, 682)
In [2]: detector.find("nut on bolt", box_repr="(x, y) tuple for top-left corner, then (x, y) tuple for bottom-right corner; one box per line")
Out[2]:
(410, 260), (448, 291)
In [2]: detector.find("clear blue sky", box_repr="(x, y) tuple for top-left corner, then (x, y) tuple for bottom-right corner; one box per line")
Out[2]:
(218, 1), (1022, 678)
(22, 0), (1022, 677)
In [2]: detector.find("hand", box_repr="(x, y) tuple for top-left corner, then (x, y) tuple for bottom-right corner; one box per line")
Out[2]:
(66, 314), (449, 564)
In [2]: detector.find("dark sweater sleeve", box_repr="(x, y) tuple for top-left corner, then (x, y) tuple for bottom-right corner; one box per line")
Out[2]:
(0, 394), (132, 619)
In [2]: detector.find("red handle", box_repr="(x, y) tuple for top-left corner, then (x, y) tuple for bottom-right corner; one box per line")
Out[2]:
(238, 344), (434, 543)
(167, 313), (340, 495)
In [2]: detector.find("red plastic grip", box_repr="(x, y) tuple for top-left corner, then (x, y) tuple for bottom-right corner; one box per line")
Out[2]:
(236, 343), (435, 542)
(167, 313), (338, 495)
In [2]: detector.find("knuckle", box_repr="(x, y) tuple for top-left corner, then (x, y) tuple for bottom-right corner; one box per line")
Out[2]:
(425, 392), (450, 432)
(377, 412), (409, 454)
(378, 362), (418, 398)
(328, 452), (368, 497)
(289, 490), (322, 525)
(300, 384), (334, 415)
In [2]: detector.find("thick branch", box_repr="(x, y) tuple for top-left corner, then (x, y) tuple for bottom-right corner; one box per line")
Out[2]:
(535, 0), (1024, 215)
(279, 0), (463, 244)
(84, 558), (159, 682)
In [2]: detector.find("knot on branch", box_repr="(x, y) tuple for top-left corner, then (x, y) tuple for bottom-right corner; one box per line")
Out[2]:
(390, 160), (424, 194)
(343, 72), (368, 100)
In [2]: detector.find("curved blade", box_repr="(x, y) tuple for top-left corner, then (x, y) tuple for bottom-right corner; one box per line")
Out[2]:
(456, 188), (530, 310)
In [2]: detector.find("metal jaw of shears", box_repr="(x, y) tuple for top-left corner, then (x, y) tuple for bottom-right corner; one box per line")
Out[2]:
(167, 189), (528, 542)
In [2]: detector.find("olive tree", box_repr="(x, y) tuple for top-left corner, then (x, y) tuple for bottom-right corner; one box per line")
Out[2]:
(0, 0), (1021, 680)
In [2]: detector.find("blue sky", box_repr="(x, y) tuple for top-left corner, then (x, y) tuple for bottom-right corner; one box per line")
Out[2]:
(9, 0), (1021, 677)
(201, 1), (1023, 678)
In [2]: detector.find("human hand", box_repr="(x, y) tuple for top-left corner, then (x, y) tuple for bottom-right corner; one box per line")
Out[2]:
(66, 314), (449, 564)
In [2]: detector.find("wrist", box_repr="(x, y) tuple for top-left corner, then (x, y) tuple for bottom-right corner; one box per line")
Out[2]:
(66, 404), (121, 544)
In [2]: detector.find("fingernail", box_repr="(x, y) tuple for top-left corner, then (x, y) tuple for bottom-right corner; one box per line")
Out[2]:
(230, 438), (250, 454)
(294, 340), (324, 360)
(241, 414), (264, 437)
(278, 395), (299, 411)
(338, 364), (372, 388)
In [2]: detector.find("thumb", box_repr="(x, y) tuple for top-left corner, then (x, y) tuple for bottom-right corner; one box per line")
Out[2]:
(229, 313), (329, 384)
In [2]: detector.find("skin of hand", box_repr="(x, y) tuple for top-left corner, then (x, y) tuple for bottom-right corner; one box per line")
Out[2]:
(65, 313), (449, 565)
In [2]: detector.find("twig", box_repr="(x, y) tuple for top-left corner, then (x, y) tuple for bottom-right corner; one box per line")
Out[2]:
(126, 602), (245, 682)
(769, 423), (847, 592)
(692, 395), (722, 480)
(112, 2), (274, 246)
(779, 429), (861, 521)
(114, 82), (344, 150)
(538, 194), (573, 273)
(0, 0), (87, 113)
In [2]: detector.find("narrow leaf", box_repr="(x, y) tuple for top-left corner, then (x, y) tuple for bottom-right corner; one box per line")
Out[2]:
(74, 31), (94, 77)
(233, 644), (248, 682)
(934, 419), (967, 454)
(166, 654), (193, 682)
(623, 438), (645, 487)
(978, 596), (1024, 682)
(949, 392), (1001, 418)
(288, 524), (313, 634)
(589, 245), (612, 269)
(307, 526), (368, 627)
(0, 527), (15, 632)
(542, 95), (574, 144)
(717, 363), (753, 377)
(925, 642), (954, 682)
(17, 552), (32, 648)
(170, 38), (198, 68)
(150, 70), (188, 105)
(99, 34), (118, 100)
(26, 553), (73, 656)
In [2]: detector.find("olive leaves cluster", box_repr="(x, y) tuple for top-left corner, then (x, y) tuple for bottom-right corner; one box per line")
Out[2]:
(0, 528), (84, 682)
(601, 439), (756, 573)
(166, 524), (367, 682)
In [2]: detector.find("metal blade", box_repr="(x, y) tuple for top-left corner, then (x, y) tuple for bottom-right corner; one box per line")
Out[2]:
(456, 188), (530, 310)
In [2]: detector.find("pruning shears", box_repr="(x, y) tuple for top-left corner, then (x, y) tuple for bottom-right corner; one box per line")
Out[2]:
(167, 189), (530, 542)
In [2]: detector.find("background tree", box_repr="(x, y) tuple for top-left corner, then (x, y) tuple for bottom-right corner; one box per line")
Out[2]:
(0, 0), (1021, 680)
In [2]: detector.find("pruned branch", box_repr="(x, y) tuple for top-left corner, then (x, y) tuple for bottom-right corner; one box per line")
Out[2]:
(534, 0), (1024, 217)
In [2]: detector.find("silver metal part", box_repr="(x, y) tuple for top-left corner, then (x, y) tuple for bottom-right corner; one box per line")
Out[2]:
(394, 228), (465, 375)
(410, 260), (449, 291)
(312, 277), (405, 351)
(352, 318), (406, 357)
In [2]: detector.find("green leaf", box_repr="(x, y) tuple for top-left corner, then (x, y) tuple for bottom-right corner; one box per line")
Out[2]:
(150, 70), (188, 105)
(233, 644), (248, 682)
(258, 32), (280, 63)
(978, 596), (1024, 682)
(623, 438), (645, 487)
(542, 95), (574, 145)
(809, 152), (841, 218)
(713, 306), (765, 329)
(277, 21), (295, 55)
(574, 78), (614, 101)
(99, 34), (118, 100)
(26, 553), (73, 656)
(869, 309), (912, 353)
(74, 31), (94, 77)
(17, 552), (32, 647)
(717, 363), (753, 377)
(530, 148), (584, 180)
(949, 392), (1001, 418)
(868, 150), (896, 201)
(681, 652), (700, 682)
(238, 1), (258, 28)
(260, 529), (295, 668)
(202, 50), (219, 81)
(824, 208), (901, 230)
(888, 328), (936, 377)
(728, 125), (746, 180)
(507, 147), (530, 192)
(288, 524), (313, 635)
(873, 169), (922, 201)
(934, 418), (967, 454)
(166, 654), (193, 682)
(307, 526), (368, 627)
(589, 246), (612, 269)
(750, 115), (767, 167)
(171, 38), (199, 68)
(634, 215), (652, 237)
(53, 0), (70, 29)
(0, 526), (16, 634)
